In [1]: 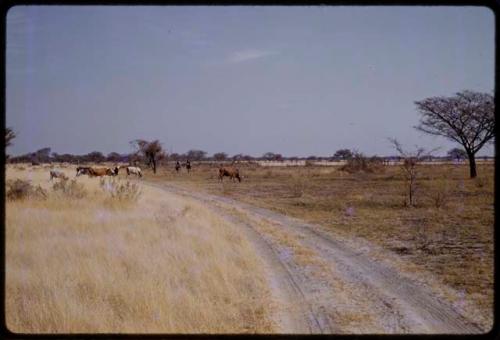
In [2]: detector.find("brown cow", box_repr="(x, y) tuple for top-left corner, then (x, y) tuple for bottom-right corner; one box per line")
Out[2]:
(218, 166), (241, 182)
(88, 167), (118, 177)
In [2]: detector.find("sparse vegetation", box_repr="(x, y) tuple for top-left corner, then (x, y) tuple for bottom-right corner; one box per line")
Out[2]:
(145, 159), (493, 328)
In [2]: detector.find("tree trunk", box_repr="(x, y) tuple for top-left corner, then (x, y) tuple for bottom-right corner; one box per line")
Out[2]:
(152, 158), (156, 174)
(467, 152), (477, 178)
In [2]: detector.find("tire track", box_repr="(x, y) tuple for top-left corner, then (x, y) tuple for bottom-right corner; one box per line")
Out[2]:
(145, 181), (483, 334)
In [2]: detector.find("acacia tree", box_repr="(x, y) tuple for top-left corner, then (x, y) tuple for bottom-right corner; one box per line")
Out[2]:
(5, 128), (16, 160)
(213, 152), (228, 161)
(415, 90), (494, 178)
(447, 148), (468, 161)
(333, 149), (353, 160)
(186, 149), (206, 161)
(5, 128), (16, 148)
(130, 139), (164, 174)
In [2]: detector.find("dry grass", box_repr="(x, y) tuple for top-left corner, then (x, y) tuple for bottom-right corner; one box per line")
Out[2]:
(148, 161), (494, 328)
(5, 165), (274, 333)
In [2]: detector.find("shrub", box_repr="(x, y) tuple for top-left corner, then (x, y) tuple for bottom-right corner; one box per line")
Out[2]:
(100, 178), (141, 202)
(6, 179), (47, 201)
(290, 176), (305, 198)
(340, 152), (385, 174)
(474, 177), (490, 189)
(428, 178), (451, 209)
(53, 179), (87, 199)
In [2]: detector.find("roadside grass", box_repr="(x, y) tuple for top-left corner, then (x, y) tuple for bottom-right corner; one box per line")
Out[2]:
(5, 165), (274, 333)
(148, 161), (493, 329)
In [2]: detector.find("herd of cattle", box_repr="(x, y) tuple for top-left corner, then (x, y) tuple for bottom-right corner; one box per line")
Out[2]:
(48, 164), (242, 182)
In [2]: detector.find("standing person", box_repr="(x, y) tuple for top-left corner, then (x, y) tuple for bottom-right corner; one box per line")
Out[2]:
(186, 160), (191, 173)
(175, 161), (181, 173)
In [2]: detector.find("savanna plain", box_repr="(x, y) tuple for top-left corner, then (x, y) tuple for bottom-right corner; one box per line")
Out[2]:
(5, 161), (494, 333)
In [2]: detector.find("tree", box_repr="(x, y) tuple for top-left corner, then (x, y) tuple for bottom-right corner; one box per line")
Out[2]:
(213, 152), (228, 161)
(130, 139), (164, 174)
(389, 138), (437, 207)
(232, 154), (243, 162)
(169, 153), (180, 161)
(447, 148), (468, 161)
(333, 149), (353, 160)
(34, 147), (51, 163)
(86, 151), (105, 163)
(262, 152), (282, 161)
(106, 152), (122, 162)
(415, 90), (494, 178)
(5, 127), (16, 148)
(186, 149), (206, 161)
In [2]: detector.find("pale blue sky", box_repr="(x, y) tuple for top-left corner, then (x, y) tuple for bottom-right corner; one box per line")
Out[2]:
(6, 6), (495, 157)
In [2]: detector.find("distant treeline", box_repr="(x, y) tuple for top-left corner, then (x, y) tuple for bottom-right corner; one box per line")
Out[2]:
(7, 147), (493, 165)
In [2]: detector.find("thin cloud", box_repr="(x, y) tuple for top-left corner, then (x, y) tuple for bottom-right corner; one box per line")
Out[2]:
(227, 49), (277, 63)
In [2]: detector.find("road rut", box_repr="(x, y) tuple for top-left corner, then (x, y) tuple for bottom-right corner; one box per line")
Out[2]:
(145, 181), (483, 334)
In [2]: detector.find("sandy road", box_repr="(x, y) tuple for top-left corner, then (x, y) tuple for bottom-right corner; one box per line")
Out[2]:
(145, 181), (483, 334)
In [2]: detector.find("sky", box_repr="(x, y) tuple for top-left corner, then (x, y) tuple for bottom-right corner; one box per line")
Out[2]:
(6, 6), (495, 157)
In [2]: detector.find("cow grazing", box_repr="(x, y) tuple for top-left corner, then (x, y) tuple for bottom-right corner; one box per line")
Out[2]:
(218, 166), (241, 182)
(125, 166), (142, 177)
(50, 170), (68, 181)
(88, 167), (118, 177)
(76, 166), (92, 177)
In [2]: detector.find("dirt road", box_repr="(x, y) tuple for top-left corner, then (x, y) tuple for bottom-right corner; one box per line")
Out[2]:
(145, 181), (483, 334)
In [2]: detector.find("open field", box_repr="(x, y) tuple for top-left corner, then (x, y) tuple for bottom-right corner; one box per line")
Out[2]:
(5, 165), (274, 333)
(5, 161), (494, 333)
(147, 161), (494, 329)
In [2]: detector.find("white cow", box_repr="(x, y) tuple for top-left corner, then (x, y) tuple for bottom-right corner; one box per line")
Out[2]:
(124, 166), (142, 177)
(50, 170), (68, 181)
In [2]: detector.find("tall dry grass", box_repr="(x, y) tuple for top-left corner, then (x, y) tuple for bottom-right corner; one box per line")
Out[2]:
(5, 165), (274, 333)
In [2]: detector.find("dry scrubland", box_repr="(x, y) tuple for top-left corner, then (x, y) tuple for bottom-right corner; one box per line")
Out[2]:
(6, 164), (274, 333)
(150, 161), (494, 327)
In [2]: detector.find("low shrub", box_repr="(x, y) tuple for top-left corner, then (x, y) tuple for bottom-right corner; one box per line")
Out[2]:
(427, 178), (451, 209)
(100, 178), (141, 202)
(290, 176), (305, 198)
(53, 179), (87, 199)
(340, 152), (385, 174)
(6, 179), (47, 201)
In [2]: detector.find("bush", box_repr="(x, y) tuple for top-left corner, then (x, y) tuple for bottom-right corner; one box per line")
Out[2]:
(290, 176), (305, 198)
(53, 179), (87, 199)
(100, 178), (141, 202)
(474, 177), (490, 189)
(340, 152), (385, 174)
(6, 179), (47, 201)
(428, 178), (451, 209)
